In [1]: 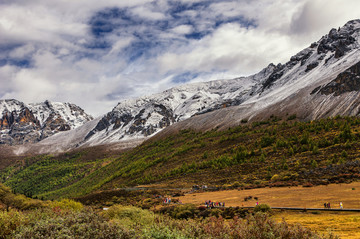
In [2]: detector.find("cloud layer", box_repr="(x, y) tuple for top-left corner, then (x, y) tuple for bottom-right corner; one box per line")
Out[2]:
(0, 0), (359, 116)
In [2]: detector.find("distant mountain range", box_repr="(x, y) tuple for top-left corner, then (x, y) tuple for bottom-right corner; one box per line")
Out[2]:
(0, 99), (93, 145)
(2, 19), (360, 154)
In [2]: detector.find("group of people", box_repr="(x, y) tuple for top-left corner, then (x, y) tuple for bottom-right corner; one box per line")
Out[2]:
(323, 202), (343, 209)
(163, 197), (172, 204)
(204, 200), (225, 208)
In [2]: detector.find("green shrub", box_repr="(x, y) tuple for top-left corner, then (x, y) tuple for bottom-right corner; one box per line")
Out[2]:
(260, 135), (275, 148)
(142, 225), (188, 239)
(311, 160), (318, 168)
(103, 205), (155, 227)
(50, 199), (83, 211)
(271, 174), (280, 181)
(341, 150), (348, 159)
(287, 114), (297, 121)
(0, 209), (25, 238)
(171, 204), (198, 219)
(231, 181), (243, 188)
(254, 204), (272, 213)
(0, 183), (44, 210)
(312, 145), (320, 155)
(13, 209), (131, 239)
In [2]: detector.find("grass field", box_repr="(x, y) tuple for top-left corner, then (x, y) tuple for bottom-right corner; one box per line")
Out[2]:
(178, 182), (360, 209)
(178, 182), (360, 238)
(273, 211), (360, 239)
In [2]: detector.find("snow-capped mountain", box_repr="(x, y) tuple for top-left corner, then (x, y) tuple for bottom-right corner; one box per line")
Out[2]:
(82, 20), (360, 145)
(83, 66), (273, 145)
(155, 19), (360, 135)
(0, 99), (93, 145)
(7, 19), (360, 153)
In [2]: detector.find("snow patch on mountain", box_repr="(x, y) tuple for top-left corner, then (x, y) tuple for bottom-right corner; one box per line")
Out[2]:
(10, 19), (360, 154)
(0, 99), (93, 145)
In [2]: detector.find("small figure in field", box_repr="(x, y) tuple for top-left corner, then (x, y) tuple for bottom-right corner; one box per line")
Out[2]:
(256, 201), (259, 206)
(327, 202), (331, 209)
(324, 203), (327, 209)
(340, 202), (343, 209)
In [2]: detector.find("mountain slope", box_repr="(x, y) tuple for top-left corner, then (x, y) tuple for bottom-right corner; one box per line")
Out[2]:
(3, 115), (360, 200)
(83, 67), (273, 145)
(0, 99), (93, 145)
(153, 20), (360, 136)
(79, 19), (360, 146)
(10, 19), (360, 153)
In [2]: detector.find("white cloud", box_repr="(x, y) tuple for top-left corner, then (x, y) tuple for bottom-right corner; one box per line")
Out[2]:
(290, 0), (360, 38)
(157, 23), (299, 76)
(107, 37), (134, 56)
(131, 6), (167, 20)
(171, 25), (193, 35)
(9, 44), (35, 59)
(0, 0), (359, 117)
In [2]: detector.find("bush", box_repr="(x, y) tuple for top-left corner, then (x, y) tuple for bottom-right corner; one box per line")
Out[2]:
(311, 160), (318, 168)
(171, 204), (198, 219)
(254, 204), (272, 213)
(0, 209), (25, 238)
(50, 199), (83, 211)
(13, 209), (132, 239)
(287, 114), (297, 121)
(142, 225), (187, 239)
(0, 183), (44, 210)
(271, 174), (280, 182)
(260, 136), (275, 148)
(231, 181), (243, 188)
(103, 205), (155, 227)
(241, 119), (248, 123)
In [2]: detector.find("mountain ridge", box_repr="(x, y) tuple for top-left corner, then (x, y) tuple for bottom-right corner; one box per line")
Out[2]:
(0, 99), (93, 145)
(81, 19), (360, 145)
(3, 19), (360, 153)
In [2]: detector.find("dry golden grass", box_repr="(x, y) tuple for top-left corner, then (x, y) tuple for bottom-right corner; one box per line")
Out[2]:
(178, 182), (360, 209)
(177, 182), (360, 238)
(273, 211), (360, 239)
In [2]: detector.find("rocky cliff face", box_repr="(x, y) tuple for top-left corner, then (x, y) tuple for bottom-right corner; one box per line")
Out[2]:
(0, 99), (93, 145)
(317, 61), (360, 96)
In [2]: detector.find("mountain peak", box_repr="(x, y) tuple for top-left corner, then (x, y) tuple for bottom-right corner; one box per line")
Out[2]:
(0, 99), (93, 145)
(344, 19), (360, 29)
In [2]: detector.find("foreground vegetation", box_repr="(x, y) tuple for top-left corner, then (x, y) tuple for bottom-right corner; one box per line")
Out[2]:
(2, 115), (360, 199)
(0, 200), (335, 238)
(0, 182), (343, 238)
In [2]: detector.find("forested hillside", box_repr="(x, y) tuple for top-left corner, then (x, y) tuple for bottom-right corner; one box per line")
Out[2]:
(2, 115), (360, 200)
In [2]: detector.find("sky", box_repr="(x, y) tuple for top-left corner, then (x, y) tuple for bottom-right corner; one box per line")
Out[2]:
(0, 0), (359, 116)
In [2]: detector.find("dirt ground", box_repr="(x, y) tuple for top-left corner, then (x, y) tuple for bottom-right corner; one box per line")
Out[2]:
(178, 182), (360, 209)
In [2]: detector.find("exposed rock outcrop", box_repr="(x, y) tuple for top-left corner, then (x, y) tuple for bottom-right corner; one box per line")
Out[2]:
(317, 61), (360, 96)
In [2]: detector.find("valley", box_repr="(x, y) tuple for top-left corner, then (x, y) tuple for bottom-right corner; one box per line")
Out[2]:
(2, 115), (360, 201)
(1, 19), (360, 238)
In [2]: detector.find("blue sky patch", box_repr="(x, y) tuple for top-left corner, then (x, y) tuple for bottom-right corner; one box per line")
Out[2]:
(172, 72), (200, 83)
(85, 1), (255, 61)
